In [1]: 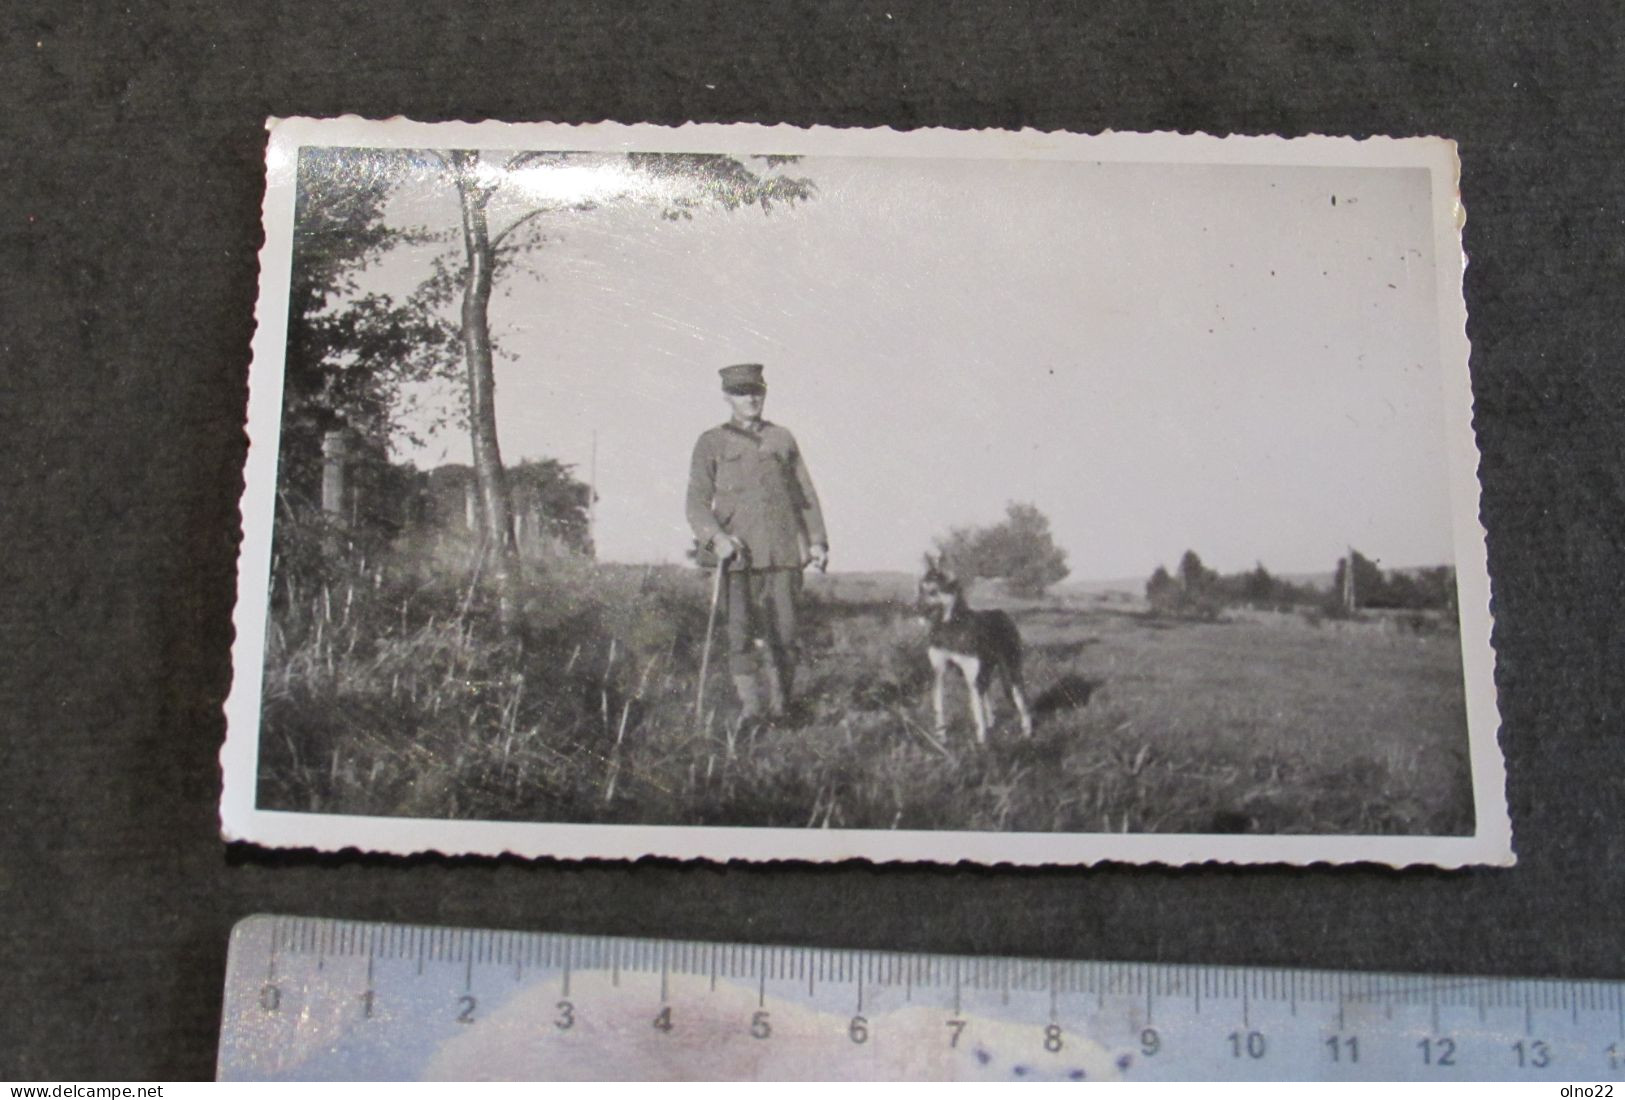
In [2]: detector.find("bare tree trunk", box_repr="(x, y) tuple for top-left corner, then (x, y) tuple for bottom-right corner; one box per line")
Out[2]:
(451, 151), (519, 632)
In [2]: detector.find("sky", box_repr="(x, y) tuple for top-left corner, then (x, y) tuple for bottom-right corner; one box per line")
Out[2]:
(328, 149), (1456, 580)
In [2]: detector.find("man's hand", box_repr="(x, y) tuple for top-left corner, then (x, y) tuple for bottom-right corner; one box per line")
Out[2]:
(809, 544), (830, 572)
(711, 534), (740, 561)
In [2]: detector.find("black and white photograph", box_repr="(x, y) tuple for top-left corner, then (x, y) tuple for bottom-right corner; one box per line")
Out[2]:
(222, 118), (1509, 866)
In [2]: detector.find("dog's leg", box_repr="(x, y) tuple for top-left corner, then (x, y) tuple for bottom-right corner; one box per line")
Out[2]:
(978, 669), (999, 739)
(959, 658), (987, 744)
(928, 648), (949, 736)
(1009, 670), (1034, 738)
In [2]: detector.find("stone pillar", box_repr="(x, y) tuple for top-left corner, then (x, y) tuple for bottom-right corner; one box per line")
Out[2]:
(321, 430), (347, 518)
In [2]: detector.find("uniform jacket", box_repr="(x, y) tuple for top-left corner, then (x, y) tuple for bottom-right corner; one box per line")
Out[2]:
(686, 419), (827, 571)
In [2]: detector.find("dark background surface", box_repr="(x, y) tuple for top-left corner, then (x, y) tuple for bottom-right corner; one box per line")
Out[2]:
(3, 0), (1623, 1080)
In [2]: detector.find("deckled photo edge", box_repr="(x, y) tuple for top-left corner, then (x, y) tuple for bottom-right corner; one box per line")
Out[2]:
(220, 126), (298, 843)
(1429, 142), (1513, 863)
(233, 808), (1509, 870)
(262, 113), (1460, 166)
(222, 118), (1510, 867)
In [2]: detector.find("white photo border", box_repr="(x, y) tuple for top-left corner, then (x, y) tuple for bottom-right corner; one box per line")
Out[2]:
(221, 116), (1511, 868)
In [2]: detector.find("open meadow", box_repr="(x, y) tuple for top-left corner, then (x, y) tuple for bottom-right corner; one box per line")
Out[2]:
(256, 547), (1474, 837)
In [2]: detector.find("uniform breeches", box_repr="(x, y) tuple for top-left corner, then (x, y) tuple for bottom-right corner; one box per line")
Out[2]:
(724, 568), (801, 674)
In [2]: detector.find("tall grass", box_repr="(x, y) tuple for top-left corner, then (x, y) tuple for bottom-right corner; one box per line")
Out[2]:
(256, 535), (1473, 835)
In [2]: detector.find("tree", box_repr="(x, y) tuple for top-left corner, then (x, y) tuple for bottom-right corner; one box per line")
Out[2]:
(1414, 565), (1458, 615)
(1140, 549), (1221, 619)
(509, 458), (595, 557)
(1144, 550), (1229, 619)
(431, 149), (815, 629)
(1146, 565), (1180, 614)
(419, 459), (594, 557)
(1177, 549), (1218, 593)
(1242, 562), (1275, 605)
(936, 502), (1071, 597)
(281, 146), (456, 513)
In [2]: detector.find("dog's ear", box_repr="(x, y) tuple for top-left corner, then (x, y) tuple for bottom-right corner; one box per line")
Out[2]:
(922, 552), (937, 573)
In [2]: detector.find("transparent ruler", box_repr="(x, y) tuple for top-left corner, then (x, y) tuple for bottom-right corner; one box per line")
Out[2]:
(218, 915), (1625, 1081)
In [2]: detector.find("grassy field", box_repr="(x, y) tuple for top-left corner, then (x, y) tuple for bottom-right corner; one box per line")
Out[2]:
(256, 546), (1474, 836)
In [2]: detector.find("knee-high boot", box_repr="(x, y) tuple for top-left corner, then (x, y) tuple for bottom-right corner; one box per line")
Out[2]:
(763, 661), (786, 718)
(765, 647), (796, 718)
(732, 673), (763, 721)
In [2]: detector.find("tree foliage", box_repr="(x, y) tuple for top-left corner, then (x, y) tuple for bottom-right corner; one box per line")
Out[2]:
(1146, 549), (1224, 618)
(420, 459), (594, 557)
(1334, 552), (1457, 612)
(626, 153), (816, 219)
(1145, 565), (1181, 615)
(1178, 549), (1218, 593)
(509, 458), (595, 557)
(281, 146), (456, 510)
(936, 502), (1071, 597)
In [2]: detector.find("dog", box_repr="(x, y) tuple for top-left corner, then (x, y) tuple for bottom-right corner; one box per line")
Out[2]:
(916, 554), (1034, 742)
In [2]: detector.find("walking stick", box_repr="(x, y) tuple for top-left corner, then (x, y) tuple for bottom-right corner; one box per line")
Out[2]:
(694, 557), (726, 720)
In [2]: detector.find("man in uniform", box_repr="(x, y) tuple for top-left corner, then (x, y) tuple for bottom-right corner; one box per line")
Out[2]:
(686, 363), (828, 722)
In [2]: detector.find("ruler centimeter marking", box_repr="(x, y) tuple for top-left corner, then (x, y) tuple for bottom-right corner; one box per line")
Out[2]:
(219, 915), (1625, 1082)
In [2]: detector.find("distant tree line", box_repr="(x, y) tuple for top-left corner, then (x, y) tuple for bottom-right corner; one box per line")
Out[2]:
(1146, 549), (1456, 619)
(271, 446), (594, 596)
(1331, 550), (1457, 613)
(313, 454), (594, 556)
